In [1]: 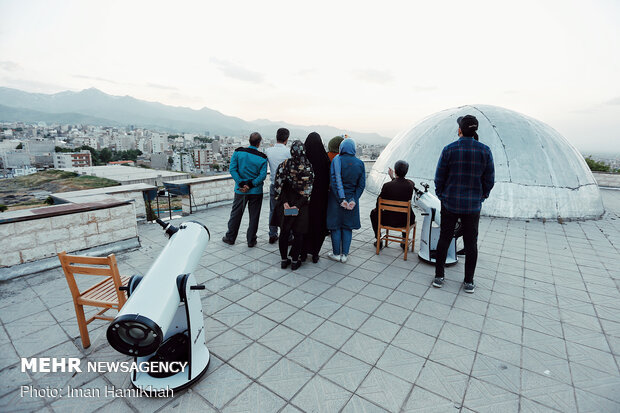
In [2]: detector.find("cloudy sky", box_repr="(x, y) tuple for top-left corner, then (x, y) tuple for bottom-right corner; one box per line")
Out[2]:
(0, 0), (619, 152)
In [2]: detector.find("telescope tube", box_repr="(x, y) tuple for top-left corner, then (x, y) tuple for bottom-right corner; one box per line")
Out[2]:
(107, 221), (209, 356)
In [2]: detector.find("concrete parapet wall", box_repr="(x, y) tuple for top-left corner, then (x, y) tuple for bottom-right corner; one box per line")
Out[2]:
(51, 183), (155, 219)
(593, 172), (620, 188)
(0, 202), (138, 269)
(170, 175), (269, 214)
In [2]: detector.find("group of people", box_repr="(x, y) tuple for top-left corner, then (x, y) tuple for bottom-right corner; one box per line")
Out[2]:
(221, 114), (495, 294)
(221, 128), (366, 270)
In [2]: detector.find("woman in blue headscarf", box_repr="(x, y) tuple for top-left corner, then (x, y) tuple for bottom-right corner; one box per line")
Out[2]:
(326, 138), (365, 263)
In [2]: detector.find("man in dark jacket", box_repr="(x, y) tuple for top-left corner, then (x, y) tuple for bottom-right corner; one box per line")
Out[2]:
(370, 160), (415, 249)
(433, 115), (495, 293)
(222, 132), (268, 247)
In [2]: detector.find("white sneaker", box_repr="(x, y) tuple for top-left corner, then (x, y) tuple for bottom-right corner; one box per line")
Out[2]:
(327, 252), (341, 262)
(340, 254), (348, 263)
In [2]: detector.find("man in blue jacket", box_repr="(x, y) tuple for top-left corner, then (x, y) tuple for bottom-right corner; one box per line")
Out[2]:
(433, 115), (495, 293)
(222, 132), (268, 247)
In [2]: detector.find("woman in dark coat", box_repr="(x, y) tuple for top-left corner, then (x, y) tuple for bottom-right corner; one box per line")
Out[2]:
(300, 132), (331, 263)
(326, 138), (365, 263)
(270, 140), (314, 270)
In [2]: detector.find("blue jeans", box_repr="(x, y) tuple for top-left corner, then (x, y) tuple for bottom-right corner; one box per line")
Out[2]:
(331, 228), (352, 255)
(269, 184), (278, 237)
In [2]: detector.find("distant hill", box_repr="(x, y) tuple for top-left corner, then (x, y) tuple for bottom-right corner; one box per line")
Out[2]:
(0, 87), (390, 144)
(0, 104), (120, 126)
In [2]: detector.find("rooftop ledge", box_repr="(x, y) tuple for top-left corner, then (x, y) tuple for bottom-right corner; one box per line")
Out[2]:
(0, 198), (131, 224)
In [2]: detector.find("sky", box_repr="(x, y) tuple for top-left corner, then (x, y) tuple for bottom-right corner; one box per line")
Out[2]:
(0, 0), (619, 153)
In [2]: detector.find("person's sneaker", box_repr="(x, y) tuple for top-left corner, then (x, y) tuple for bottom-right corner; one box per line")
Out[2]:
(327, 252), (341, 262)
(222, 236), (235, 245)
(312, 254), (319, 263)
(269, 235), (279, 244)
(291, 260), (302, 270)
(373, 240), (383, 250)
(463, 282), (475, 293)
(281, 259), (291, 269)
(248, 239), (257, 248)
(432, 277), (444, 288)
(340, 254), (348, 263)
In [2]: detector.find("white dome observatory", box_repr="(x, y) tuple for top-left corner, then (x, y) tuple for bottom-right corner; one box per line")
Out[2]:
(367, 105), (604, 219)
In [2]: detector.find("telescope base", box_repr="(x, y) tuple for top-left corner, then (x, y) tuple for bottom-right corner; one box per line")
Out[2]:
(417, 252), (457, 266)
(131, 348), (210, 395)
(418, 247), (458, 266)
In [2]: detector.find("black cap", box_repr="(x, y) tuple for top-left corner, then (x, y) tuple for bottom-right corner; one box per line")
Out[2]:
(457, 115), (479, 137)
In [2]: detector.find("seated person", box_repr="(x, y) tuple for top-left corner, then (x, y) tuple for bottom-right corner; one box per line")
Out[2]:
(370, 160), (416, 249)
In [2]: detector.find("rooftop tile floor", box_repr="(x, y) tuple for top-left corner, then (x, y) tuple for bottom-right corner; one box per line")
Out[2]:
(1, 189), (619, 412)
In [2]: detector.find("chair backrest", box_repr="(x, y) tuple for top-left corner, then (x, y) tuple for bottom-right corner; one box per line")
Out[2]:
(378, 198), (411, 213)
(378, 198), (411, 229)
(58, 251), (124, 302)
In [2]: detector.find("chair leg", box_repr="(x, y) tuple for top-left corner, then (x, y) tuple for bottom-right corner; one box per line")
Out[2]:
(74, 303), (91, 348)
(376, 230), (381, 255)
(403, 232), (408, 261)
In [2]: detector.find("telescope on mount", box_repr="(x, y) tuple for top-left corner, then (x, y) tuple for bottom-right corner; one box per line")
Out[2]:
(106, 218), (210, 392)
(413, 182), (457, 265)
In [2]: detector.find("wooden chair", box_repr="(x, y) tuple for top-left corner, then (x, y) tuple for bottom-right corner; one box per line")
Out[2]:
(58, 251), (129, 348)
(376, 198), (417, 260)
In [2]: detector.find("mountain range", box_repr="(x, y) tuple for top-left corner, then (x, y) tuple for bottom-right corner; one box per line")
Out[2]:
(0, 87), (390, 144)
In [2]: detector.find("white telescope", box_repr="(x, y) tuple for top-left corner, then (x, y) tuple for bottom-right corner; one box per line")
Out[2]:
(413, 183), (457, 265)
(106, 219), (210, 391)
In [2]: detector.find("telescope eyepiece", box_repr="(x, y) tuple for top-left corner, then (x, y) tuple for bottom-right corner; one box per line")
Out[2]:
(155, 218), (179, 238)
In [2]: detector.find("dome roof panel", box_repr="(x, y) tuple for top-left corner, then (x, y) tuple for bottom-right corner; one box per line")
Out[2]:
(367, 105), (604, 219)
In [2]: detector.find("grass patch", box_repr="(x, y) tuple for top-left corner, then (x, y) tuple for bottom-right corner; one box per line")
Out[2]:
(0, 169), (121, 208)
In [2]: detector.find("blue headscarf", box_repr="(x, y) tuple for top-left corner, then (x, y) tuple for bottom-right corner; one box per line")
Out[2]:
(332, 138), (356, 200)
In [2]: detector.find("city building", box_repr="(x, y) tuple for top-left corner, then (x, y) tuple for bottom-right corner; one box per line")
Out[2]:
(171, 152), (194, 172)
(108, 160), (135, 166)
(2, 150), (31, 168)
(150, 152), (168, 170)
(25, 139), (55, 154)
(193, 148), (214, 171)
(13, 166), (38, 177)
(53, 150), (92, 168)
(151, 133), (168, 153)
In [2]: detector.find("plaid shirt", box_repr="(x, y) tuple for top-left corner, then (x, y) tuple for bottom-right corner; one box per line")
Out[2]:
(434, 137), (495, 214)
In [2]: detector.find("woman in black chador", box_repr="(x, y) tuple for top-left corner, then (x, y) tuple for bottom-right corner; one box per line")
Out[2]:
(271, 140), (314, 270)
(300, 132), (330, 263)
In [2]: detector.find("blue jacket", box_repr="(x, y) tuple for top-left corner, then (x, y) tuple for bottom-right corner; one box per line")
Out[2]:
(326, 151), (365, 230)
(434, 137), (495, 213)
(229, 146), (268, 195)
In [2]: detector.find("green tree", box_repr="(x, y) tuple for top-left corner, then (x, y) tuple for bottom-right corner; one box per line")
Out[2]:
(585, 156), (610, 172)
(99, 147), (113, 163)
(80, 145), (100, 165)
(15, 143), (23, 149)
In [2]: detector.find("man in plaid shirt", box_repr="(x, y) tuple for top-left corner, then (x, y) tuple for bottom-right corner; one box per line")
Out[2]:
(433, 115), (495, 293)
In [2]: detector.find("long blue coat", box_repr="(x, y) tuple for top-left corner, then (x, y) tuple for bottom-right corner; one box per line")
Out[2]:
(326, 153), (365, 230)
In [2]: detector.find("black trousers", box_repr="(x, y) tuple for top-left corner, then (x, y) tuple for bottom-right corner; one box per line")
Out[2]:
(279, 217), (303, 261)
(301, 226), (325, 257)
(435, 206), (480, 283)
(225, 193), (263, 243)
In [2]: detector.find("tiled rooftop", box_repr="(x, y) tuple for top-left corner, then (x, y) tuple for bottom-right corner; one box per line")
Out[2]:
(1, 189), (619, 412)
